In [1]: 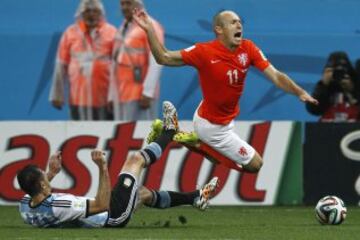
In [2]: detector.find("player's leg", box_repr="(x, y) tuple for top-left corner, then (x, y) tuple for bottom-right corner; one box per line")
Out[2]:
(147, 113), (245, 172)
(146, 118), (163, 144)
(138, 176), (219, 211)
(106, 101), (178, 227)
(139, 187), (199, 208)
(243, 151), (263, 173)
(193, 111), (263, 173)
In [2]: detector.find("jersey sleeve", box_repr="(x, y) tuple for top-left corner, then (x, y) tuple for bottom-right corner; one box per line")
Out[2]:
(180, 44), (204, 68)
(52, 194), (89, 223)
(248, 41), (270, 71)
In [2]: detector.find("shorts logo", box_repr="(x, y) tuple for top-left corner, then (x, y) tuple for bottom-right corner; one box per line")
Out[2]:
(123, 177), (133, 188)
(239, 147), (248, 157)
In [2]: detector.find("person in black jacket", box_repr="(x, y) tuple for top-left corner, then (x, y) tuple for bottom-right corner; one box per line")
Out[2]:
(306, 51), (360, 122)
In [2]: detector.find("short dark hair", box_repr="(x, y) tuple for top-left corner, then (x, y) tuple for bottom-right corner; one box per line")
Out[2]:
(17, 165), (44, 197)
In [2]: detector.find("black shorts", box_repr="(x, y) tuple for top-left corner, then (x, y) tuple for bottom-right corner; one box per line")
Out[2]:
(105, 173), (138, 227)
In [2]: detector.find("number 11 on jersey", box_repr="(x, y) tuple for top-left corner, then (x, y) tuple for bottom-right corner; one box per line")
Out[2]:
(227, 69), (239, 84)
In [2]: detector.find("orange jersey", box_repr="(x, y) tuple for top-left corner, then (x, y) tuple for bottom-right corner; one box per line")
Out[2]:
(111, 18), (164, 102)
(50, 20), (116, 107)
(180, 39), (270, 124)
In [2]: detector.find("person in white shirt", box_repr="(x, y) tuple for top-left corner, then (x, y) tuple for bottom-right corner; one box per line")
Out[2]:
(108, 0), (164, 120)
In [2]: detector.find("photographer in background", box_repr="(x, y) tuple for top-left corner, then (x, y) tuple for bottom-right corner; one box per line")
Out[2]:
(306, 51), (360, 122)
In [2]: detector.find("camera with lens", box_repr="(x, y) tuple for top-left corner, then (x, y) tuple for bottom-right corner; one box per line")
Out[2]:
(332, 66), (347, 82)
(324, 52), (354, 84)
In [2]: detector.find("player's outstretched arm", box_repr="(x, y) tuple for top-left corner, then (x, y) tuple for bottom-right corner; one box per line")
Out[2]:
(133, 8), (184, 66)
(88, 150), (111, 215)
(263, 65), (319, 105)
(47, 151), (62, 181)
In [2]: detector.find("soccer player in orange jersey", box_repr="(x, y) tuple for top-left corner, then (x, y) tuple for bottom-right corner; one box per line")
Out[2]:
(133, 9), (318, 173)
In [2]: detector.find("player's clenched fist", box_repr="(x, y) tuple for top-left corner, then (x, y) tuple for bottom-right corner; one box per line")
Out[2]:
(91, 149), (106, 166)
(48, 151), (62, 174)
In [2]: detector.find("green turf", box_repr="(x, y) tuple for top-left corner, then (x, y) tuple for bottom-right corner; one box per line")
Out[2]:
(1, 206), (359, 240)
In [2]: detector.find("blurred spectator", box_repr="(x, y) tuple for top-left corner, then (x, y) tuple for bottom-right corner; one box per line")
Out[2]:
(108, 0), (164, 120)
(356, 59), (360, 85)
(49, 0), (116, 120)
(306, 51), (360, 122)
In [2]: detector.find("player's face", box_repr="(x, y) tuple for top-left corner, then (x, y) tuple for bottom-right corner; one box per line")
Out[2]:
(120, 0), (135, 21)
(219, 12), (243, 50)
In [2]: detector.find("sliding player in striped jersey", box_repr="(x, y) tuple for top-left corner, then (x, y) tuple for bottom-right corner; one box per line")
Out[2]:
(17, 101), (219, 228)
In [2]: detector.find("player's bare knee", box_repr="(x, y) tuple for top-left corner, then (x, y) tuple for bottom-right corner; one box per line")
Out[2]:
(123, 153), (144, 169)
(255, 158), (263, 172)
(244, 154), (263, 173)
(243, 164), (260, 173)
(252, 158), (263, 172)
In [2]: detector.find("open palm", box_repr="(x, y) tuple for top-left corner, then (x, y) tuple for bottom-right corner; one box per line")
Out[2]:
(132, 8), (152, 31)
(300, 93), (318, 105)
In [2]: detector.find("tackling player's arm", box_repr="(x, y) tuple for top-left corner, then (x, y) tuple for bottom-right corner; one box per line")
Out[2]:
(88, 150), (111, 215)
(47, 151), (62, 181)
(263, 65), (318, 105)
(133, 8), (184, 66)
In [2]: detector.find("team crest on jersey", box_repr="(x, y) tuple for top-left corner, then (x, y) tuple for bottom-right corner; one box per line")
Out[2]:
(73, 201), (85, 210)
(238, 53), (248, 67)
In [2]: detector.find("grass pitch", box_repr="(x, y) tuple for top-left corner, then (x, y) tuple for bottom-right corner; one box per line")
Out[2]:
(1, 206), (359, 240)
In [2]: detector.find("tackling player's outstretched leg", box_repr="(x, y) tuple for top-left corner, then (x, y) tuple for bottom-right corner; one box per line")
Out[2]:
(17, 101), (219, 228)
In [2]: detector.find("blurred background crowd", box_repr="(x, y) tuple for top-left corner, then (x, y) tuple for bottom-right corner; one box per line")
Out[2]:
(0, 0), (360, 122)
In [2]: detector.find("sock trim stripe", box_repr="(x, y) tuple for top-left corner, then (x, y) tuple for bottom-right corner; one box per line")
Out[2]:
(140, 150), (151, 166)
(150, 190), (158, 207)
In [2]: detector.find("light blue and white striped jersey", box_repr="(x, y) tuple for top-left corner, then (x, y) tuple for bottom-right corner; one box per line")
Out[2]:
(19, 193), (108, 228)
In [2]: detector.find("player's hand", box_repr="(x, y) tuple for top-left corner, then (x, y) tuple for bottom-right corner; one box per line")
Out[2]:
(91, 149), (107, 167)
(299, 92), (319, 105)
(132, 8), (152, 31)
(47, 151), (62, 181)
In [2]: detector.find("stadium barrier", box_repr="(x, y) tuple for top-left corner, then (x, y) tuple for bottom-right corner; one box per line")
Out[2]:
(304, 123), (360, 205)
(0, 121), (298, 206)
